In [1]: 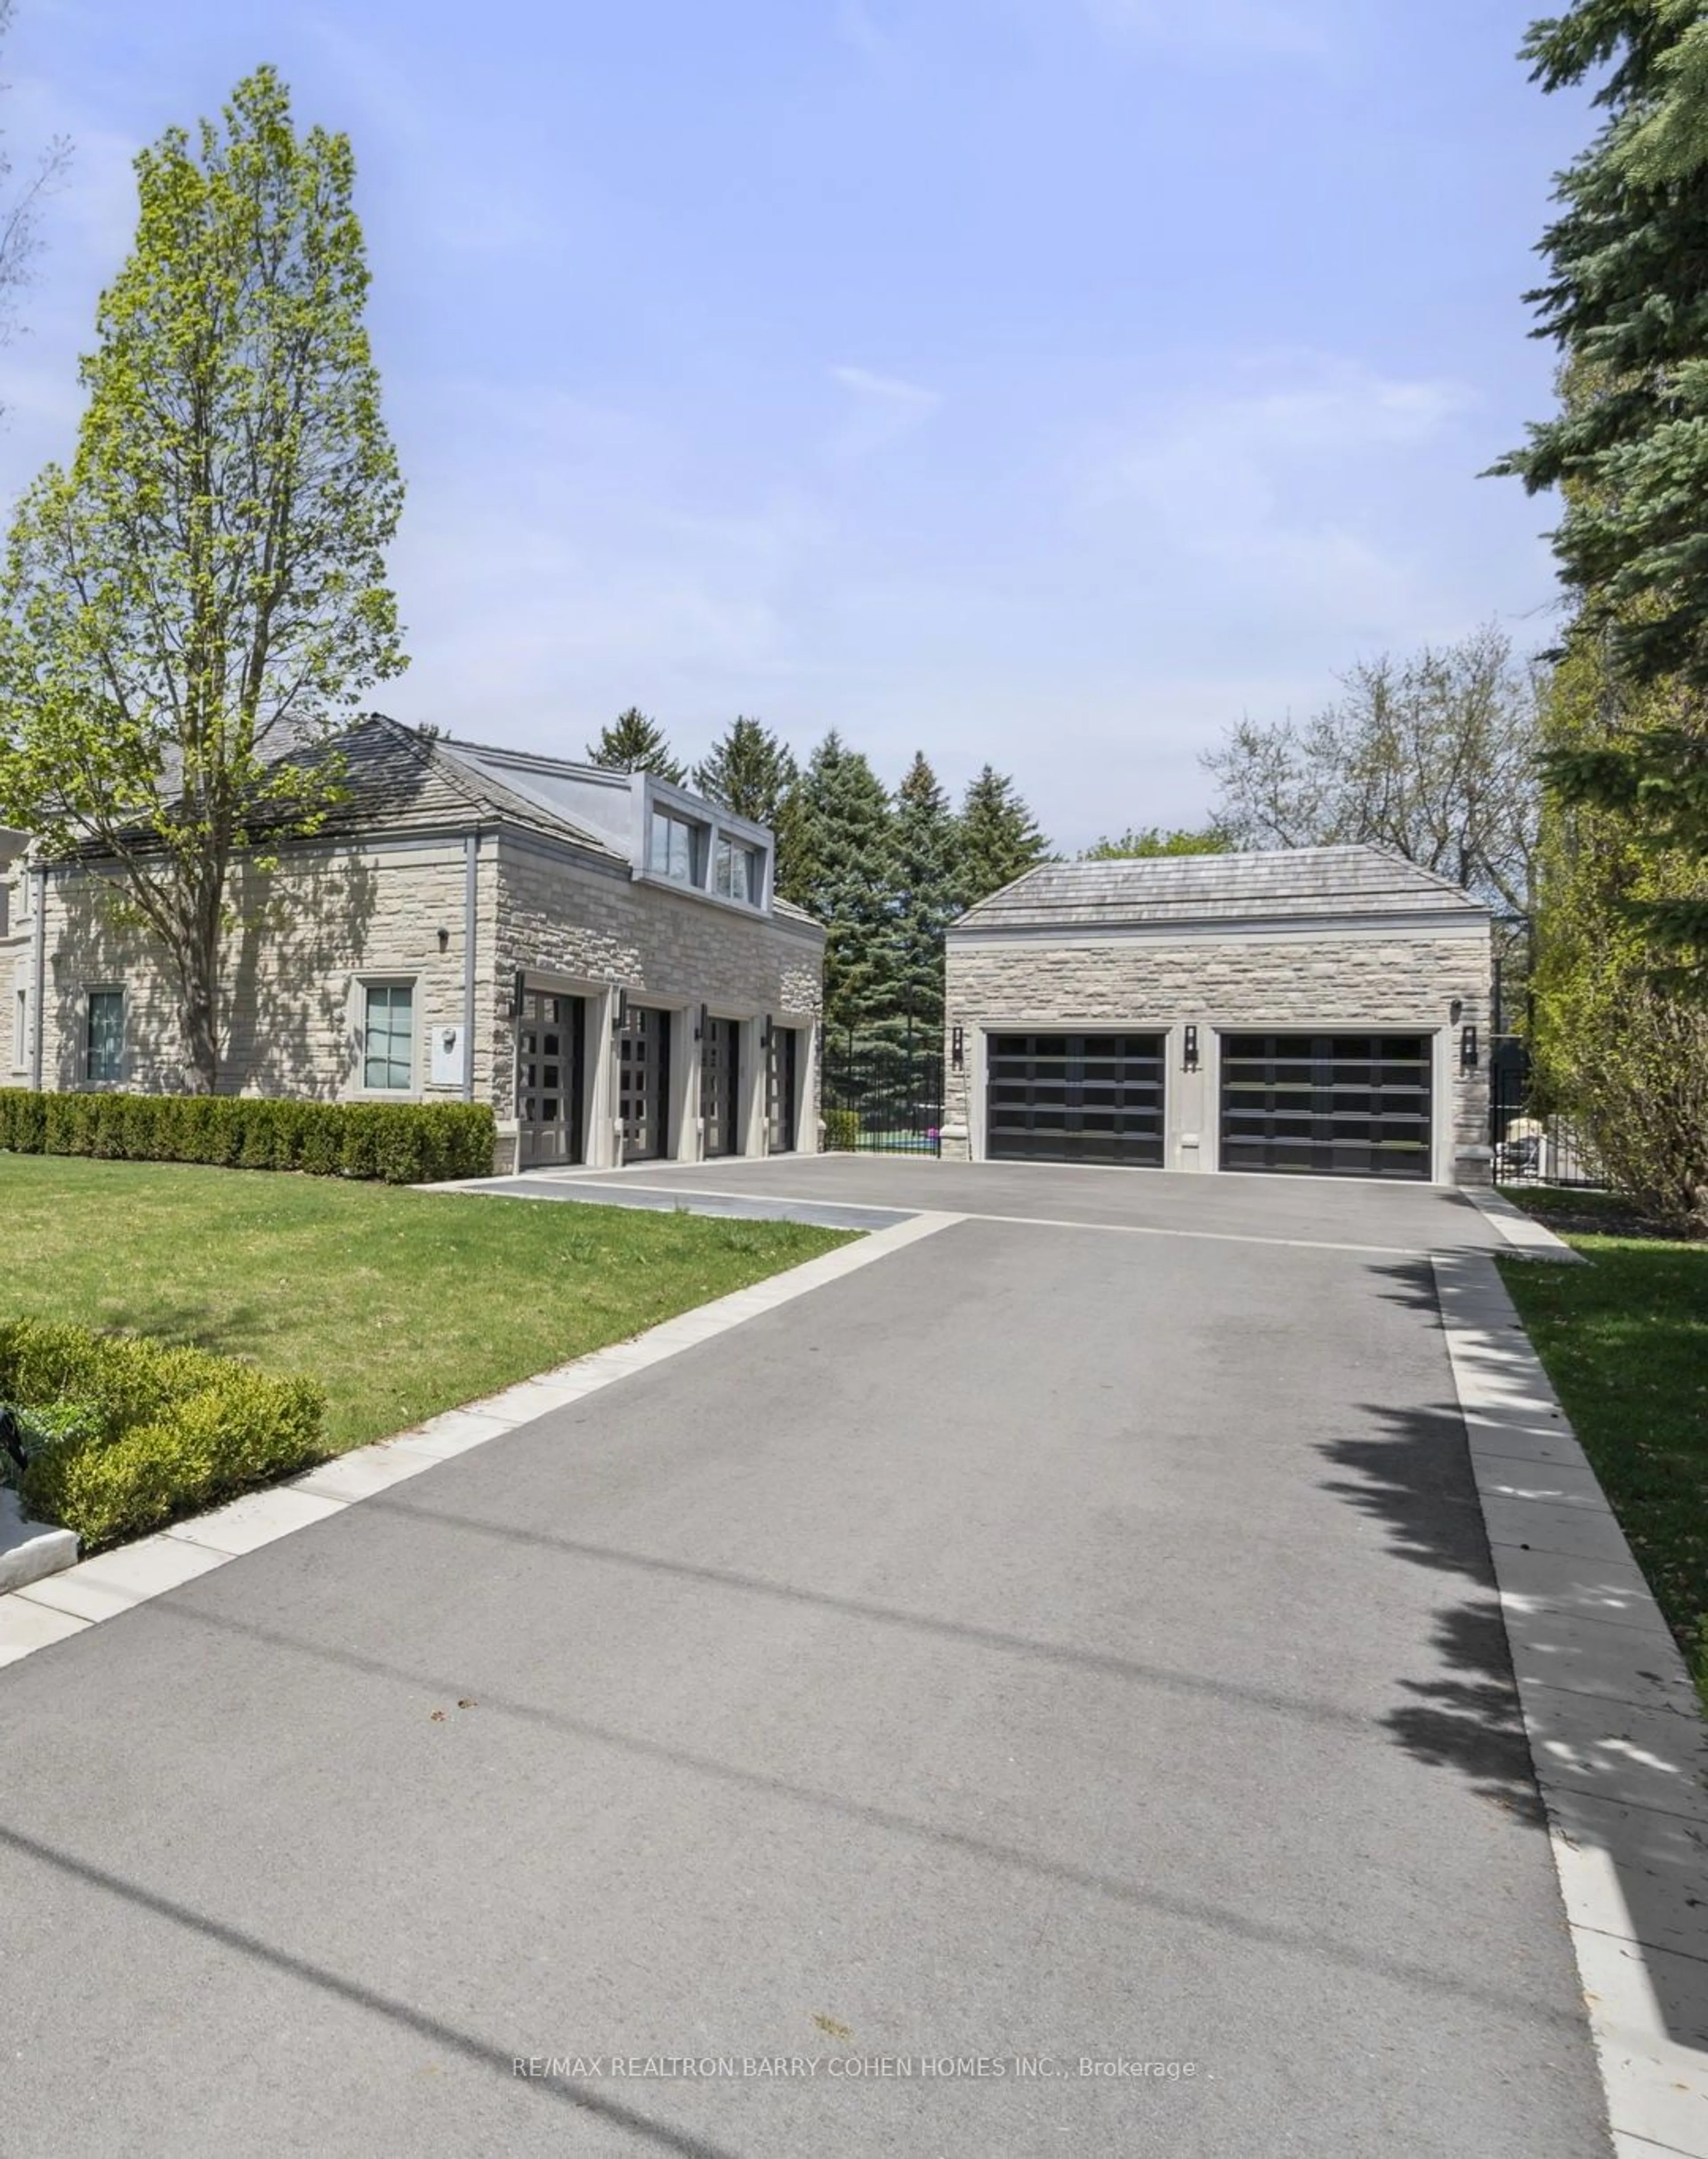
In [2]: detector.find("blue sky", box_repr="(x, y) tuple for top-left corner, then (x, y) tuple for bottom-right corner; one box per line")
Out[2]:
(0, 0), (1590, 850)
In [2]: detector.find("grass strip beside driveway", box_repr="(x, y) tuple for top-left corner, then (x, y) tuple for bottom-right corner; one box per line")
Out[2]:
(1, 1156), (853, 1453)
(1497, 1192), (1708, 1705)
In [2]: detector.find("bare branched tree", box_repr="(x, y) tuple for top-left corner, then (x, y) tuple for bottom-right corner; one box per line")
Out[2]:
(0, 0), (70, 417)
(1201, 624), (1543, 920)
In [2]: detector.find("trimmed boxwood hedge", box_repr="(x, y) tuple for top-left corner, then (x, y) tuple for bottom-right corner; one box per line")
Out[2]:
(0, 1089), (495, 1184)
(0, 1317), (328, 1551)
(823, 1106), (860, 1151)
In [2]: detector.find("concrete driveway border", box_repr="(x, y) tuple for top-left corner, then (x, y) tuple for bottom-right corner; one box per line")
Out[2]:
(1462, 1185), (1587, 1263)
(0, 1487), (79, 1595)
(1434, 1250), (1708, 2159)
(0, 1209), (960, 1673)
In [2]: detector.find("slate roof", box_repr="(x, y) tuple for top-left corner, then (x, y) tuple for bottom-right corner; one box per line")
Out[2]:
(258, 715), (821, 924)
(951, 844), (1489, 932)
(283, 715), (628, 861)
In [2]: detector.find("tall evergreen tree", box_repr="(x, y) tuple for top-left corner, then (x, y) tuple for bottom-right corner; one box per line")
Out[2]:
(1500, 1), (1708, 686)
(1498, 3), (1708, 983)
(0, 66), (404, 1092)
(693, 714), (797, 824)
(793, 730), (897, 1039)
(956, 765), (1049, 907)
(584, 706), (686, 783)
(882, 751), (960, 1034)
(693, 715), (811, 900)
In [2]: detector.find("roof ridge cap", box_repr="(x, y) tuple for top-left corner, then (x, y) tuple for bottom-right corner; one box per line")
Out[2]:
(414, 730), (511, 816)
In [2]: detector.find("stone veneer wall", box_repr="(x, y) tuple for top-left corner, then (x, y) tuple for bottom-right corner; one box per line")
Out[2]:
(943, 923), (1493, 1182)
(28, 835), (485, 1101)
(18, 826), (824, 1153)
(492, 831), (823, 1157)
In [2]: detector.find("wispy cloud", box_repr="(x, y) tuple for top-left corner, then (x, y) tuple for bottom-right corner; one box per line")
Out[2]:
(1077, 354), (1482, 662)
(1095, 355), (1471, 508)
(828, 363), (942, 458)
(831, 364), (939, 410)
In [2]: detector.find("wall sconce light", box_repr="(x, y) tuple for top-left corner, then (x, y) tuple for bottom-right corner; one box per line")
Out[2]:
(1460, 1024), (1479, 1070)
(696, 1002), (708, 1042)
(1450, 997), (1463, 1025)
(437, 926), (450, 953)
(611, 986), (629, 1035)
(1183, 1024), (1200, 1072)
(509, 968), (526, 1019)
(951, 1025), (965, 1070)
(761, 1013), (773, 1049)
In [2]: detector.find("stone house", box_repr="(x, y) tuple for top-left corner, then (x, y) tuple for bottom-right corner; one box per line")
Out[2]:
(941, 845), (1493, 1185)
(0, 716), (825, 1173)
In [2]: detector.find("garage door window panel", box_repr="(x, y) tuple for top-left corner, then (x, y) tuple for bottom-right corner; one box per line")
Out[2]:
(987, 1032), (1165, 1166)
(1220, 1033), (1432, 1180)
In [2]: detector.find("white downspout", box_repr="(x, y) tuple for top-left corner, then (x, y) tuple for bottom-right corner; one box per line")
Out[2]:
(30, 864), (45, 1091)
(462, 832), (478, 1102)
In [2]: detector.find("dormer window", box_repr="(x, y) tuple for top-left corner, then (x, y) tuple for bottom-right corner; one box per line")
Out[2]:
(713, 835), (764, 905)
(637, 779), (770, 911)
(649, 808), (705, 885)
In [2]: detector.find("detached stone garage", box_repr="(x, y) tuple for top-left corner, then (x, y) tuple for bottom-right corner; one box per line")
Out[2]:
(940, 845), (1493, 1185)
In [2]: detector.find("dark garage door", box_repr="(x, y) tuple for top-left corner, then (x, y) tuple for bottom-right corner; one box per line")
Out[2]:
(1219, 1033), (1432, 1180)
(987, 1033), (1165, 1166)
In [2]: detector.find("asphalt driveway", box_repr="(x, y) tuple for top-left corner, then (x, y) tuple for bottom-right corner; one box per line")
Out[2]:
(0, 1166), (1606, 2156)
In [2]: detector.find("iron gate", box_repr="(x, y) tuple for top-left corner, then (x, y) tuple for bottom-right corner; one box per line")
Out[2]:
(822, 1023), (944, 1154)
(1489, 1035), (1603, 1188)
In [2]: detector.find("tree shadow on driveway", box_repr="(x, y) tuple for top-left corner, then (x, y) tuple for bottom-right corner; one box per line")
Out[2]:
(1322, 1253), (1708, 2061)
(1318, 1395), (1542, 1824)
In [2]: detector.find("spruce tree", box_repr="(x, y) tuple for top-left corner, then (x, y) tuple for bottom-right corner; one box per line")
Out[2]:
(882, 752), (959, 1035)
(956, 765), (1049, 907)
(1500, 0), (1708, 686)
(693, 715), (813, 900)
(693, 714), (798, 824)
(793, 730), (897, 1040)
(584, 706), (686, 783)
(1497, 4), (1708, 982)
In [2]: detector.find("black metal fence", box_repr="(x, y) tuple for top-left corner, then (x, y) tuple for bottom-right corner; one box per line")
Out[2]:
(1488, 1034), (1605, 1189)
(822, 1024), (944, 1154)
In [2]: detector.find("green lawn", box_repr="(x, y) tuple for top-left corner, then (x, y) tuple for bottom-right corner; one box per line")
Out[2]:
(1, 1156), (852, 1451)
(1497, 1191), (1708, 1703)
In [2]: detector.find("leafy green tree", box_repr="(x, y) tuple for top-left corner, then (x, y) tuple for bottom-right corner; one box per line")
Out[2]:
(956, 765), (1049, 907)
(792, 731), (897, 1038)
(881, 751), (960, 1033)
(0, 66), (404, 1092)
(1081, 824), (1232, 860)
(1530, 630), (1708, 1232)
(585, 706), (685, 783)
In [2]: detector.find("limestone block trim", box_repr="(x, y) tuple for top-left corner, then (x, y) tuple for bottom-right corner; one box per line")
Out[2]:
(343, 970), (423, 1102)
(949, 911), (1491, 949)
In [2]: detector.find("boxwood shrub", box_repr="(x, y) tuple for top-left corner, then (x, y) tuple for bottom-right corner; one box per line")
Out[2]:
(823, 1106), (860, 1151)
(0, 1089), (494, 1184)
(0, 1318), (328, 1552)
